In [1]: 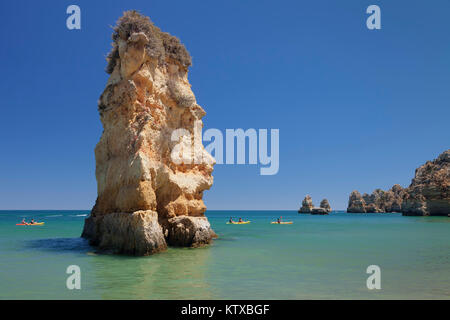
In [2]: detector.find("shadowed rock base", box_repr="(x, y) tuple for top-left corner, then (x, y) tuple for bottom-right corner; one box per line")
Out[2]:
(164, 216), (217, 247)
(311, 208), (328, 215)
(81, 211), (167, 255)
(82, 212), (216, 255)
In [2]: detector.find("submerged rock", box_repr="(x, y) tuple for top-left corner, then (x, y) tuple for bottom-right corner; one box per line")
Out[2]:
(298, 195), (314, 213)
(82, 11), (216, 255)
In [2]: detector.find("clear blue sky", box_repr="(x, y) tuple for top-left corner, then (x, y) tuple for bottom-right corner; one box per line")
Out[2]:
(0, 0), (449, 210)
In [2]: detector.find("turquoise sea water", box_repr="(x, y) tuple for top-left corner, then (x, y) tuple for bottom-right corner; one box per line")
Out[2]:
(0, 210), (449, 299)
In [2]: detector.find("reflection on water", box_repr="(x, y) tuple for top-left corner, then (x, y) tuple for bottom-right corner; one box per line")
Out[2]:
(21, 236), (216, 299)
(89, 246), (215, 299)
(412, 216), (450, 224)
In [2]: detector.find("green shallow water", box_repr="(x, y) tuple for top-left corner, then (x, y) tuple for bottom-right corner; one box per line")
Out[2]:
(0, 210), (449, 299)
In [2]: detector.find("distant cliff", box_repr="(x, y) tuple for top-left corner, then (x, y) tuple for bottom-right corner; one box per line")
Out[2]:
(347, 150), (450, 216)
(347, 185), (405, 213)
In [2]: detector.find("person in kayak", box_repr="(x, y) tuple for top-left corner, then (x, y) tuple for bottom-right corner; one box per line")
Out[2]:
(238, 217), (243, 222)
(20, 218), (28, 225)
(277, 216), (282, 224)
(229, 217), (234, 223)
(30, 218), (35, 224)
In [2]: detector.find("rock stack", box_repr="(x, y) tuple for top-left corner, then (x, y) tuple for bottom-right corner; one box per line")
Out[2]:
(319, 199), (332, 213)
(82, 11), (216, 255)
(298, 195), (313, 213)
(298, 196), (331, 215)
(347, 191), (367, 213)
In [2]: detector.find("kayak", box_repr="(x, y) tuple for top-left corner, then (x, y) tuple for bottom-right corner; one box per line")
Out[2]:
(16, 222), (45, 226)
(270, 221), (293, 224)
(226, 221), (250, 224)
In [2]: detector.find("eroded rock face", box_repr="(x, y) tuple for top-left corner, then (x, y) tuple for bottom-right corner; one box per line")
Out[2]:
(402, 150), (450, 216)
(390, 184), (405, 212)
(298, 195), (314, 213)
(82, 11), (216, 255)
(347, 191), (366, 213)
(347, 150), (449, 216)
(348, 186), (405, 213)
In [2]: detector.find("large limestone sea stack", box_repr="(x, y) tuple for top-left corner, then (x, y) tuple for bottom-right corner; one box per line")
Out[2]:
(82, 11), (216, 255)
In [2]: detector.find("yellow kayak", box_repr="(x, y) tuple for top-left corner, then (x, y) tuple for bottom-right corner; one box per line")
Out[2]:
(16, 222), (45, 226)
(226, 221), (250, 224)
(270, 221), (293, 224)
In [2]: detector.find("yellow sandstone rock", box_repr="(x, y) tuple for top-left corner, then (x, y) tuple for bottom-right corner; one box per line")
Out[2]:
(82, 11), (216, 255)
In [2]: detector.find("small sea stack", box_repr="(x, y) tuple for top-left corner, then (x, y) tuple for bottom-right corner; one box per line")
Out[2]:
(298, 195), (313, 213)
(82, 11), (216, 255)
(319, 199), (332, 213)
(298, 196), (331, 215)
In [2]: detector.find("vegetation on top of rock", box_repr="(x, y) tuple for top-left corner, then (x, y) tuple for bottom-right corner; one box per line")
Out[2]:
(106, 10), (192, 74)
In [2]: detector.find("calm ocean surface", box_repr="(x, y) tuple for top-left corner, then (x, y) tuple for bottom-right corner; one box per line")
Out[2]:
(0, 210), (449, 299)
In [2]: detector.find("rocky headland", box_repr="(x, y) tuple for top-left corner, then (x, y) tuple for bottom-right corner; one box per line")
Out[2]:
(402, 150), (450, 216)
(81, 11), (216, 255)
(347, 150), (449, 216)
(298, 196), (331, 215)
(347, 185), (405, 213)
